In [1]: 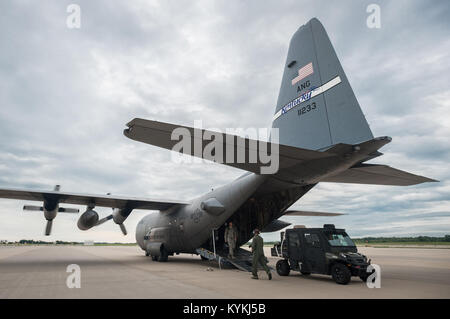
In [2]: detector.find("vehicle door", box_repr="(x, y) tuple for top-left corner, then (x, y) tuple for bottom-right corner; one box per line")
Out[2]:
(287, 231), (302, 270)
(303, 231), (326, 273)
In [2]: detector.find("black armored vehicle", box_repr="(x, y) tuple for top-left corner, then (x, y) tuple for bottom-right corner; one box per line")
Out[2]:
(271, 224), (371, 284)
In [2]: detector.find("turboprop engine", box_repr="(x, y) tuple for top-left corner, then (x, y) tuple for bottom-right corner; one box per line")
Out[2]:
(22, 185), (79, 236)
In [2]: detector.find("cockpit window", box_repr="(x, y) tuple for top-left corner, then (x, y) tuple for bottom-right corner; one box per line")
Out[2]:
(325, 231), (355, 247)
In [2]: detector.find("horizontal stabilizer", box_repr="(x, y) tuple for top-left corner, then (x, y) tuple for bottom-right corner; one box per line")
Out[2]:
(284, 210), (344, 217)
(321, 164), (438, 186)
(124, 118), (331, 174)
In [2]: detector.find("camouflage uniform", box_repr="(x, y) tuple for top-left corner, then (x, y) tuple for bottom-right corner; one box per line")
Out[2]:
(224, 225), (237, 258)
(250, 233), (271, 279)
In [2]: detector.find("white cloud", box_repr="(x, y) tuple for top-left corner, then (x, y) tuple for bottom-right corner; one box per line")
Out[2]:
(0, 1), (448, 242)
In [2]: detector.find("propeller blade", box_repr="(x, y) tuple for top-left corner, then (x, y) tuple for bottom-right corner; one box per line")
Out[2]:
(45, 220), (53, 236)
(23, 205), (43, 211)
(119, 223), (127, 236)
(58, 207), (79, 213)
(96, 214), (113, 226)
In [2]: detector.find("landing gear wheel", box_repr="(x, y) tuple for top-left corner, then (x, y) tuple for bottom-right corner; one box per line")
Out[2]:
(331, 263), (351, 285)
(158, 247), (169, 262)
(276, 259), (290, 276)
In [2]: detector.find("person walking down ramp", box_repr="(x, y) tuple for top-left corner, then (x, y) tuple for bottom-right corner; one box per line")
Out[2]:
(250, 229), (272, 280)
(224, 222), (238, 259)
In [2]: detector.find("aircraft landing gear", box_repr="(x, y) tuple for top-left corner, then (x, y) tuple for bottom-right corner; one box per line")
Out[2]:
(158, 246), (169, 262)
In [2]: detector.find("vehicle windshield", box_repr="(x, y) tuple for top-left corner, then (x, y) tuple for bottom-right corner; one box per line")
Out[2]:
(324, 231), (355, 247)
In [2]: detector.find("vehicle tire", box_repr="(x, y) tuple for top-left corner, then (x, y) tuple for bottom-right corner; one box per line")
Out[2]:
(331, 263), (351, 285)
(300, 271), (311, 276)
(276, 259), (290, 276)
(151, 255), (158, 261)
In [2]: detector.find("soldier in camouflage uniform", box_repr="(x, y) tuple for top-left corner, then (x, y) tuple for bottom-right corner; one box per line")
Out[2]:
(250, 229), (272, 280)
(224, 222), (238, 259)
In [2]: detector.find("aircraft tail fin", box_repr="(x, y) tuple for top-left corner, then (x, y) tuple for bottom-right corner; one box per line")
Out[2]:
(272, 18), (373, 150)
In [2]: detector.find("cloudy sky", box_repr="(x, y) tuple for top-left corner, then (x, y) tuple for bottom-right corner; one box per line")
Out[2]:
(0, 0), (449, 242)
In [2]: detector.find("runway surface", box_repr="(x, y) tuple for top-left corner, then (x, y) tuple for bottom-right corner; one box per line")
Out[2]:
(0, 245), (449, 298)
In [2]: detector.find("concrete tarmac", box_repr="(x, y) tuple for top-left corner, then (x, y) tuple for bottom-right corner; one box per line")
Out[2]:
(0, 245), (449, 299)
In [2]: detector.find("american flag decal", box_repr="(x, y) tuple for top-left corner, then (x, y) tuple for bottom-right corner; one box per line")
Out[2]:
(291, 62), (314, 85)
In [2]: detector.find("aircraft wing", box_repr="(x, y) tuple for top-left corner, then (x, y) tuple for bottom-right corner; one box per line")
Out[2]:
(0, 187), (189, 210)
(321, 164), (438, 186)
(124, 118), (331, 174)
(283, 210), (344, 216)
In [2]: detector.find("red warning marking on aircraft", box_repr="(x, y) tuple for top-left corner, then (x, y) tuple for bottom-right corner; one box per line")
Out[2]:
(292, 62), (314, 85)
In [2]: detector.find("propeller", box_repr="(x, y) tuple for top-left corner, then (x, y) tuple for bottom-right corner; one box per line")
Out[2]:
(24, 184), (78, 236)
(96, 207), (128, 236)
(119, 223), (127, 236)
(45, 220), (53, 236)
(43, 185), (60, 236)
(96, 214), (112, 225)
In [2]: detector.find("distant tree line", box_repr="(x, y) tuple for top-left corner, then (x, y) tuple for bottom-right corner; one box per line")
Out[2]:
(15, 240), (83, 245)
(0, 240), (136, 245)
(264, 235), (450, 246)
(353, 235), (450, 243)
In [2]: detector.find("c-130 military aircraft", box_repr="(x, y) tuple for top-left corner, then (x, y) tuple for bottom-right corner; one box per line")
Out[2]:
(0, 18), (436, 262)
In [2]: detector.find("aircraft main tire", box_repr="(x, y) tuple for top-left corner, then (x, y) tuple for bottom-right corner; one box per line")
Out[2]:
(158, 247), (169, 262)
(276, 259), (290, 276)
(331, 263), (351, 285)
